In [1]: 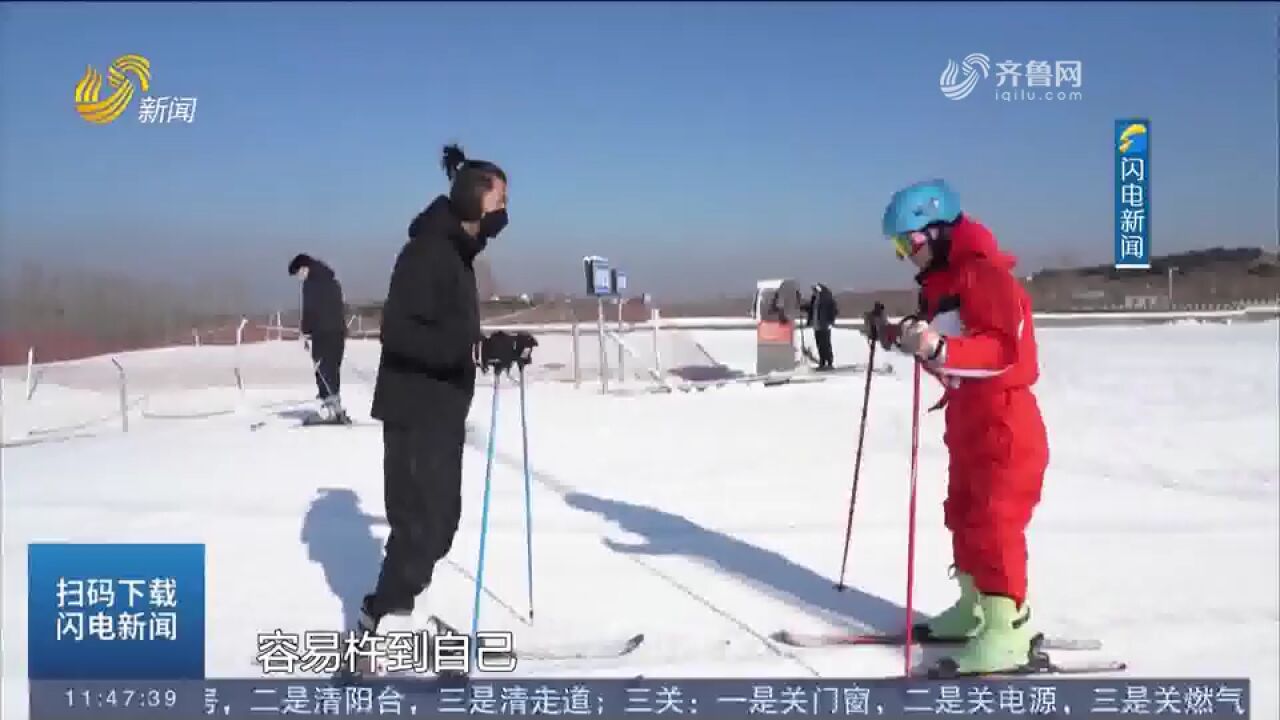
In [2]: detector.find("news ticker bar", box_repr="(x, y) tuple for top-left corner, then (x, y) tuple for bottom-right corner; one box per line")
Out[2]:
(33, 677), (1251, 719)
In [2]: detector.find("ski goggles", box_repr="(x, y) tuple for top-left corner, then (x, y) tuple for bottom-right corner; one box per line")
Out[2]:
(891, 231), (928, 260)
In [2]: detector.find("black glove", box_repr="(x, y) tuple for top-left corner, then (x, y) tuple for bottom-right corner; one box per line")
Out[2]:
(511, 331), (538, 369)
(477, 331), (539, 374)
(860, 302), (898, 350)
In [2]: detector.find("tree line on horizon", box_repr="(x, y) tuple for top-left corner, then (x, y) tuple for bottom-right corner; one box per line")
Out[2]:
(1, 247), (1275, 365)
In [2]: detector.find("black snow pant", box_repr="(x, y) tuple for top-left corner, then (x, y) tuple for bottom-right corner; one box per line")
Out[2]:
(310, 331), (345, 400)
(365, 418), (466, 618)
(814, 328), (834, 369)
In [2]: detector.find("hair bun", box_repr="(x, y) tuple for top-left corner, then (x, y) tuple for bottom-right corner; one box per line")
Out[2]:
(442, 144), (468, 180)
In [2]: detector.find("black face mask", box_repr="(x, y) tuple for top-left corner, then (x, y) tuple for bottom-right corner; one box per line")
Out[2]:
(477, 208), (508, 240)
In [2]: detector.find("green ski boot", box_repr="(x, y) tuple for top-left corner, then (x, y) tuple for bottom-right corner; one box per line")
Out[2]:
(941, 595), (1036, 675)
(924, 571), (982, 640)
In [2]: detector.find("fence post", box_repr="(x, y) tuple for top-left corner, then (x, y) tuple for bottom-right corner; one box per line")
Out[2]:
(236, 317), (249, 400)
(25, 347), (35, 401)
(111, 358), (128, 433)
(650, 306), (663, 378)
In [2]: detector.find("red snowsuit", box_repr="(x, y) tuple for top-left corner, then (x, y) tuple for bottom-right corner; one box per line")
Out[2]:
(916, 215), (1048, 608)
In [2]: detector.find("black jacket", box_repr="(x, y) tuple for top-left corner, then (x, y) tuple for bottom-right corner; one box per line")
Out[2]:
(301, 260), (347, 336)
(804, 285), (839, 330)
(371, 196), (485, 426)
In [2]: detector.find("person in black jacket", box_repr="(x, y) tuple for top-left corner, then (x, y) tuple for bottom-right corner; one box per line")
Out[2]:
(288, 253), (351, 422)
(354, 144), (536, 648)
(802, 283), (839, 370)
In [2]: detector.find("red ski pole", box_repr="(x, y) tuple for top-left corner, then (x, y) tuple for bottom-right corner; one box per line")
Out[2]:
(835, 337), (877, 591)
(903, 359), (922, 676)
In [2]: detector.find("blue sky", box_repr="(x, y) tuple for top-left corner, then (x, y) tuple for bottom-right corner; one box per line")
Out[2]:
(1, 2), (1276, 307)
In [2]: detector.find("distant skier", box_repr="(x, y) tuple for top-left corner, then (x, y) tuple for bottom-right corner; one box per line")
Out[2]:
(288, 253), (350, 424)
(356, 144), (536, 661)
(862, 179), (1048, 675)
(801, 283), (839, 370)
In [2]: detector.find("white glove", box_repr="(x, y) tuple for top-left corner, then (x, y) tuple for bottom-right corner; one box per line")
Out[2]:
(898, 318), (945, 363)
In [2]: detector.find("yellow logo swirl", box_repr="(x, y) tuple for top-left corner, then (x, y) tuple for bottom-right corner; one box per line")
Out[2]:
(75, 54), (151, 124)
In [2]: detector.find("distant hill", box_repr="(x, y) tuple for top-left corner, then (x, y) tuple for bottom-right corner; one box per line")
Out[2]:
(1034, 246), (1279, 279)
(308, 247), (1280, 323)
(656, 246), (1279, 318)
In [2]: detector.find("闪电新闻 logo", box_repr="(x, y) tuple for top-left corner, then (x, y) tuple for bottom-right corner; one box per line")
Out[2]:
(1118, 122), (1148, 155)
(939, 53), (990, 100)
(75, 54), (151, 124)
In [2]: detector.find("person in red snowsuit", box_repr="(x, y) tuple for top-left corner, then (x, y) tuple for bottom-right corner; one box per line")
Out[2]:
(866, 179), (1049, 674)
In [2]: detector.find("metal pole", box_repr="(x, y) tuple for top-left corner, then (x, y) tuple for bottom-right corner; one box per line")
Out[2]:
(236, 317), (248, 402)
(25, 347), (35, 401)
(597, 298), (609, 394)
(571, 316), (582, 389)
(650, 306), (663, 378)
(616, 298), (625, 383)
(112, 358), (128, 433)
(1167, 267), (1175, 309)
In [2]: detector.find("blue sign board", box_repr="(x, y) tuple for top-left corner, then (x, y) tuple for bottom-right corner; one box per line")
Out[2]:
(28, 543), (206, 680)
(1115, 118), (1151, 269)
(584, 256), (614, 297)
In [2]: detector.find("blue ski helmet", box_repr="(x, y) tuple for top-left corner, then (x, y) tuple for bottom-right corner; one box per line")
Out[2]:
(881, 179), (962, 238)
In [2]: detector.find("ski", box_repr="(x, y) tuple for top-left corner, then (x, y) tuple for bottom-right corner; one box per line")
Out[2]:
(428, 615), (645, 661)
(915, 649), (1127, 679)
(250, 416), (373, 430)
(297, 417), (374, 428)
(819, 363), (895, 376)
(513, 632), (646, 661)
(772, 625), (1103, 652)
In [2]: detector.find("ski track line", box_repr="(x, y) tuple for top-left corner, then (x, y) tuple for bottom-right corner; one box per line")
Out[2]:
(619, 552), (822, 677)
(439, 556), (532, 628)
(464, 426), (822, 677)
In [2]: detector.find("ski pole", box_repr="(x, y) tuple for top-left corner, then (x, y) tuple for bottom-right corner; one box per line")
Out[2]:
(518, 365), (535, 622)
(314, 358), (336, 400)
(471, 372), (502, 648)
(835, 337), (877, 591)
(903, 359), (923, 676)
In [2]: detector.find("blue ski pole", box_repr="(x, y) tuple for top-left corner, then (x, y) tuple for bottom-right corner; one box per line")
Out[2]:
(471, 372), (502, 647)
(519, 365), (534, 622)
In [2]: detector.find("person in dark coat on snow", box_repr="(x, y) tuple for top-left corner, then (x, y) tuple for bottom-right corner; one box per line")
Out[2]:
(801, 283), (839, 370)
(354, 144), (536, 653)
(288, 253), (350, 423)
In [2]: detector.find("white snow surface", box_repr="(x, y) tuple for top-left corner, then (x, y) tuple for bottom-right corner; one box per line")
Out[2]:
(2, 322), (1278, 717)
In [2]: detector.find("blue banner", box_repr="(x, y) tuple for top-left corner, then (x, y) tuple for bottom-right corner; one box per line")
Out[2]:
(27, 543), (205, 680)
(30, 678), (1251, 718)
(1115, 118), (1151, 269)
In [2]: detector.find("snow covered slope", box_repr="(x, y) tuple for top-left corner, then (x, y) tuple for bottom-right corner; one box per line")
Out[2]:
(3, 321), (1277, 718)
